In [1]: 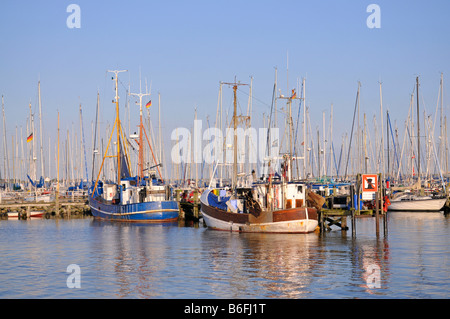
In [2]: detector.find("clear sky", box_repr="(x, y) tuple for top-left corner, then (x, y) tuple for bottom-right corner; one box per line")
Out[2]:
(1, 0), (449, 180)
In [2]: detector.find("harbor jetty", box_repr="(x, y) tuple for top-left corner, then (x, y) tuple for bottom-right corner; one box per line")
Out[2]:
(315, 173), (389, 236)
(0, 194), (90, 220)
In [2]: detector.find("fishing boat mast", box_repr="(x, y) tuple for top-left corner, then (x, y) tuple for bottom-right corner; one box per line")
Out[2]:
(222, 78), (248, 190)
(91, 70), (127, 196)
(109, 70), (127, 185)
(129, 90), (151, 183)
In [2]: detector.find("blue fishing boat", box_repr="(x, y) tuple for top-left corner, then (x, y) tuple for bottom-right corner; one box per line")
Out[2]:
(88, 70), (178, 222)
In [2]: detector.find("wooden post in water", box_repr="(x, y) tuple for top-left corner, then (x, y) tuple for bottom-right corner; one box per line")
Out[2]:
(320, 211), (324, 234)
(176, 189), (183, 219)
(375, 192), (380, 236)
(55, 111), (60, 217)
(382, 174), (388, 236)
(341, 215), (347, 234)
(351, 184), (356, 237)
(193, 189), (199, 219)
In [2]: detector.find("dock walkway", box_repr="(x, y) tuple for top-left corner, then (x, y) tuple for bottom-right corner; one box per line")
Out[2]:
(0, 197), (91, 219)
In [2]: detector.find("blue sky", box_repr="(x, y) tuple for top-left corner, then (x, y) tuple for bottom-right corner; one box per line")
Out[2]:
(1, 0), (449, 179)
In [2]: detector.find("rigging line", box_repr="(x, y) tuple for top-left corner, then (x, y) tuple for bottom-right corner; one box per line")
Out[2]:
(91, 114), (118, 197)
(263, 83), (276, 176)
(344, 87), (359, 180)
(142, 122), (163, 182)
(387, 112), (401, 180)
(119, 121), (133, 177)
(406, 125), (419, 172)
(236, 87), (271, 108)
(292, 82), (304, 159)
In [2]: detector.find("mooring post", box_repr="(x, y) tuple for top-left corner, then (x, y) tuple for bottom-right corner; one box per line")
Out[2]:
(319, 211), (324, 233)
(194, 189), (199, 219)
(382, 176), (388, 236)
(176, 189), (184, 220)
(351, 208), (356, 237)
(341, 215), (348, 233)
(55, 193), (60, 218)
(375, 192), (380, 236)
(350, 183), (356, 236)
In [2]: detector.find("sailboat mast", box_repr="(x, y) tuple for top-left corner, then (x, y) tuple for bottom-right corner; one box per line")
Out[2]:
(416, 76), (421, 181)
(38, 81), (45, 179)
(439, 73), (444, 173)
(2, 95), (10, 189)
(303, 78), (306, 179)
(379, 82), (385, 177)
(233, 83), (237, 189)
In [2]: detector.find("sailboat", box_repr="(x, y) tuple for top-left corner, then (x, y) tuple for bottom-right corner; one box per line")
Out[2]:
(88, 70), (179, 222)
(388, 77), (447, 212)
(200, 80), (321, 233)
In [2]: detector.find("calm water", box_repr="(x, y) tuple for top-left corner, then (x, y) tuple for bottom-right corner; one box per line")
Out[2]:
(0, 213), (448, 299)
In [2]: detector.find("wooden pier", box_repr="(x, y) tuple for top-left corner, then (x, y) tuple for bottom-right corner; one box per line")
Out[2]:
(318, 206), (387, 237)
(0, 197), (91, 220)
(318, 173), (388, 236)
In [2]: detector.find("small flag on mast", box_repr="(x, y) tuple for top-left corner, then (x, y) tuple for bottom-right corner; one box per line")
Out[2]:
(145, 100), (152, 108)
(27, 133), (33, 143)
(291, 89), (297, 99)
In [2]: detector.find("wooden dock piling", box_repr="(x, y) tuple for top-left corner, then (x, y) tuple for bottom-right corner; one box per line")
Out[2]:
(193, 189), (199, 219)
(319, 172), (387, 236)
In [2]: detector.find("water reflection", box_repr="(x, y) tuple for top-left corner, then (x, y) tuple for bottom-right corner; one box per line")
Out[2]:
(0, 212), (447, 298)
(89, 220), (177, 298)
(386, 212), (449, 298)
(201, 231), (320, 298)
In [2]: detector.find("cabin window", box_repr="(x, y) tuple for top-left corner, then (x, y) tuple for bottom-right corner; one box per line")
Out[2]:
(297, 186), (303, 193)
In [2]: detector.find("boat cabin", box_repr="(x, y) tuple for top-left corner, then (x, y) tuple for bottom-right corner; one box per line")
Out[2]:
(235, 181), (308, 212)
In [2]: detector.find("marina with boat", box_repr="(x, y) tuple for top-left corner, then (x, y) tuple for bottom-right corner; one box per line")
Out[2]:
(1, 1), (450, 302)
(1, 71), (450, 231)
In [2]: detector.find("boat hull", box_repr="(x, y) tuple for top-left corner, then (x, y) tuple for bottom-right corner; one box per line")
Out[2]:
(200, 189), (318, 233)
(7, 211), (44, 219)
(89, 196), (179, 222)
(388, 198), (447, 212)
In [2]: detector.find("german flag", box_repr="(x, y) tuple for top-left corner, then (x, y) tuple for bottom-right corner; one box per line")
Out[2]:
(27, 133), (33, 143)
(291, 89), (297, 99)
(145, 100), (152, 108)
